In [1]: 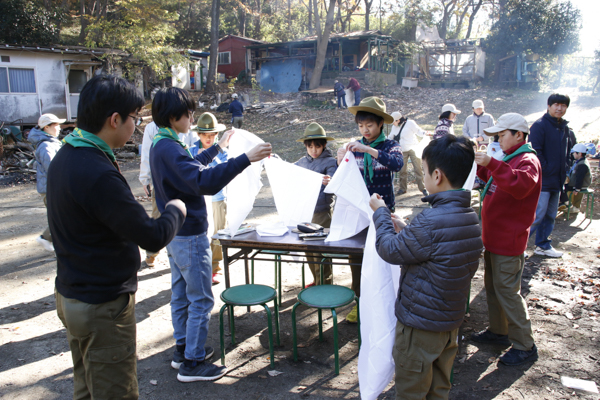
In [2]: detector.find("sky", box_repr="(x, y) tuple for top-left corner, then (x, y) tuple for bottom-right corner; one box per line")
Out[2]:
(570, 0), (599, 57)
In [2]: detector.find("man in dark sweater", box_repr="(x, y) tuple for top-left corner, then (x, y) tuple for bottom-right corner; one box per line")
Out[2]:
(528, 93), (571, 258)
(47, 75), (186, 400)
(228, 93), (244, 128)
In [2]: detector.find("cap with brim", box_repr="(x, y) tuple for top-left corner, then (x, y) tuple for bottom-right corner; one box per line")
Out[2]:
(391, 111), (402, 121)
(38, 114), (66, 128)
(192, 112), (226, 133)
(472, 99), (484, 109)
(441, 104), (461, 114)
(348, 96), (394, 124)
(483, 113), (529, 136)
(296, 122), (335, 142)
(571, 143), (588, 154)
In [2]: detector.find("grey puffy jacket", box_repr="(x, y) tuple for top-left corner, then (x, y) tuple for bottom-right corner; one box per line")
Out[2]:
(373, 190), (483, 332)
(295, 148), (338, 213)
(29, 127), (62, 194)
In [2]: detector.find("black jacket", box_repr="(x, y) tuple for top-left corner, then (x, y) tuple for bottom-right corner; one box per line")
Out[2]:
(529, 113), (570, 191)
(47, 145), (185, 304)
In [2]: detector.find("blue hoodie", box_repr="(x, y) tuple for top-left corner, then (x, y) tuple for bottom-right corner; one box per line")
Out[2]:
(29, 127), (62, 194)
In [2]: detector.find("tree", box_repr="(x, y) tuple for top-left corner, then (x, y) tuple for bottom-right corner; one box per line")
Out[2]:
(309, 0), (337, 89)
(592, 47), (600, 94)
(0, 0), (64, 45)
(205, 0), (221, 93)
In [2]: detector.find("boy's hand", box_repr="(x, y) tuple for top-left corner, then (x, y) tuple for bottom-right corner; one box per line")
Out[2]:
(219, 130), (234, 148)
(322, 175), (331, 186)
(369, 193), (386, 212)
(246, 143), (272, 162)
(391, 214), (407, 233)
(337, 147), (346, 164)
(475, 152), (491, 167)
(347, 141), (369, 153)
(166, 199), (187, 218)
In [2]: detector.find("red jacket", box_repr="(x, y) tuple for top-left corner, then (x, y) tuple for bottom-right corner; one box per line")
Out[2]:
(477, 142), (541, 256)
(348, 78), (361, 91)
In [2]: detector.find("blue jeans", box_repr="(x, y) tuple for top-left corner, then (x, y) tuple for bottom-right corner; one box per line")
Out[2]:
(529, 191), (559, 250)
(337, 95), (347, 109)
(167, 233), (214, 361)
(354, 88), (361, 106)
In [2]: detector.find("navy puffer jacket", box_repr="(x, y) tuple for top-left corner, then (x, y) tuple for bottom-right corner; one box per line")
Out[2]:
(373, 190), (483, 332)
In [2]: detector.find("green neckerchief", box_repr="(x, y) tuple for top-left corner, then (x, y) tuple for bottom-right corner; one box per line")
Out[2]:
(480, 142), (536, 203)
(361, 132), (386, 184)
(63, 128), (116, 164)
(153, 127), (193, 159)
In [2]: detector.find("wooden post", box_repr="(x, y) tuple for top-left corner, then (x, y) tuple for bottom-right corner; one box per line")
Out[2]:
(339, 41), (343, 72)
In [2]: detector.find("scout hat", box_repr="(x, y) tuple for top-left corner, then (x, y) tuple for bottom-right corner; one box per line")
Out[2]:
(472, 99), (484, 109)
(483, 113), (529, 136)
(348, 97), (394, 124)
(38, 114), (66, 128)
(441, 104), (461, 114)
(193, 112), (226, 133)
(296, 122), (335, 142)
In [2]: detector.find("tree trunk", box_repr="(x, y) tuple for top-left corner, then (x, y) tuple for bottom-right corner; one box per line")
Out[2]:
(206, 0), (220, 93)
(254, 0), (262, 39)
(309, 0), (337, 89)
(365, 0), (372, 31)
(438, 0), (455, 40)
(308, 0), (313, 35)
(79, 0), (87, 44)
(239, 0), (246, 36)
(452, 2), (470, 39)
(465, 0), (483, 38)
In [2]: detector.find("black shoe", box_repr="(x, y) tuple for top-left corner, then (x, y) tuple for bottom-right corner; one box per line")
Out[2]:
(499, 344), (538, 366)
(471, 329), (511, 346)
(171, 346), (214, 369)
(397, 189), (406, 195)
(177, 360), (228, 382)
(422, 189), (428, 196)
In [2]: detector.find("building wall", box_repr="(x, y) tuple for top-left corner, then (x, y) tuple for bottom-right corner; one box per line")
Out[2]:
(172, 58), (208, 91)
(218, 37), (255, 78)
(259, 59), (302, 93)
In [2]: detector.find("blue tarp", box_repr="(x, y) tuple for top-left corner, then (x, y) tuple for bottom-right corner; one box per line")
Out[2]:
(259, 59), (302, 93)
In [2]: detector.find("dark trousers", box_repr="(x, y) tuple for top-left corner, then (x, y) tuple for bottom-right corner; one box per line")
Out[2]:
(337, 95), (347, 109)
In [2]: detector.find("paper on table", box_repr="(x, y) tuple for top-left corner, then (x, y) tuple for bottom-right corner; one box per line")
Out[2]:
(264, 157), (323, 227)
(256, 221), (289, 237)
(324, 151), (370, 242)
(226, 129), (264, 237)
(462, 161), (477, 190)
(561, 376), (599, 393)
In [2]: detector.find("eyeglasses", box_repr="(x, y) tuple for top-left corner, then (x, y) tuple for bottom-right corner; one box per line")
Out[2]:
(128, 115), (143, 126)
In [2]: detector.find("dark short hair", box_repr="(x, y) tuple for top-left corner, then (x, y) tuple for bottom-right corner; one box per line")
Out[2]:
(509, 129), (528, 141)
(547, 93), (570, 107)
(152, 88), (196, 128)
(354, 111), (384, 133)
(439, 111), (452, 120)
(493, 135), (499, 143)
(422, 135), (475, 188)
(304, 139), (327, 148)
(77, 75), (144, 134)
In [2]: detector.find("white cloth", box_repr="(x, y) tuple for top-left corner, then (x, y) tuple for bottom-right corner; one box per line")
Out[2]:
(264, 157), (323, 227)
(139, 122), (197, 186)
(225, 129), (264, 236)
(387, 119), (426, 153)
(256, 221), (289, 237)
(463, 161), (478, 190)
(345, 88), (355, 107)
(487, 141), (505, 160)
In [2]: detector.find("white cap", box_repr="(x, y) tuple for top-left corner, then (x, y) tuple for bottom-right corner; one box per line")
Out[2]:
(472, 99), (484, 109)
(232, 93), (238, 99)
(441, 104), (461, 114)
(391, 111), (402, 121)
(483, 113), (529, 136)
(571, 143), (588, 154)
(38, 114), (66, 128)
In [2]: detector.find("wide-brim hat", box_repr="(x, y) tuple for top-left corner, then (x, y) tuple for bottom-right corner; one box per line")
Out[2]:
(296, 122), (335, 142)
(348, 97), (394, 124)
(483, 113), (529, 136)
(193, 112), (226, 133)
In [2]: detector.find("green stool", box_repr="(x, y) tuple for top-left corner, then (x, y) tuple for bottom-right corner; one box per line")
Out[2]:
(219, 284), (280, 369)
(567, 188), (594, 220)
(291, 285), (360, 375)
(251, 250), (291, 305)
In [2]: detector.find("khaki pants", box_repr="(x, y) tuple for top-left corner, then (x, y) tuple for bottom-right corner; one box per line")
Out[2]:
(146, 189), (162, 259)
(40, 193), (52, 242)
(484, 250), (534, 351)
(305, 210), (333, 285)
(398, 149), (425, 193)
(55, 290), (138, 400)
(349, 254), (363, 297)
(211, 200), (227, 273)
(393, 321), (458, 400)
(566, 190), (584, 208)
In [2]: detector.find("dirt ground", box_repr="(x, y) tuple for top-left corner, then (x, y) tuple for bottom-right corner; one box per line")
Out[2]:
(1, 86), (600, 400)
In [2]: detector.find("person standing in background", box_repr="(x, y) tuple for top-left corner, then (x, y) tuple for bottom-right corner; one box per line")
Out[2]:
(347, 77), (361, 106)
(228, 93), (244, 128)
(463, 99), (495, 146)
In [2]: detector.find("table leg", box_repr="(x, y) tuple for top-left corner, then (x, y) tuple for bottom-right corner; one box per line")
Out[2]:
(223, 245), (231, 289)
(244, 253), (251, 312)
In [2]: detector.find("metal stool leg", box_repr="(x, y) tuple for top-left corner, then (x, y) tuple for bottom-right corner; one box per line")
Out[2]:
(277, 256), (282, 305)
(318, 308), (323, 341)
(355, 297), (361, 347)
(332, 308), (340, 375)
(251, 259), (255, 284)
(301, 262), (305, 289)
(291, 302), (301, 361)
(567, 192), (573, 220)
(274, 296), (280, 346)
(263, 304), (275, 369)
(219, 304), (227, 365)
(229, 305), (236, 345)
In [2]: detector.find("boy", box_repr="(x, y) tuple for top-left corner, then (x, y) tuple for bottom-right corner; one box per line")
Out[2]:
(370, 134), (482, 400)
(559, 143), (592, 214)
(336, 96), (403, 323)
(47, 75), (186, 399)
(149, 91), (272, 382)
(294, 122), (338, 286)
(472, 113), (541, 366)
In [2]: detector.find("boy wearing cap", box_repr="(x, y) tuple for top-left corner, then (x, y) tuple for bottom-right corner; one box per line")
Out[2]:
(463, 99), (495, 146)
(295, 123), (338, 286)
(433, 104), (460, 139)
(560, 143), (592, 214)
(150, 89), (272, 382)
(228, 93), (244, 128)
(472, 113), (541, 366)
(29, 113), (65, 251)
(336, 96), (403, 323)
(388, 111), (429, 196)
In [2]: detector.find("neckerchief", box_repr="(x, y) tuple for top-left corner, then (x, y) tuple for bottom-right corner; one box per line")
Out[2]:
(360, 132), (386, 184)
(153, 127), (193, 159)
(63, 128), (119, 171)
(480, 142), (536, 203)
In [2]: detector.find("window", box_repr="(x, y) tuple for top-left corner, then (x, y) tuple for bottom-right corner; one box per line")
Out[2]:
(218, 52), (231, 65)
(1, 56), (10, 62)
(0, 67), (36, 93)
(68, 70), (87, 94)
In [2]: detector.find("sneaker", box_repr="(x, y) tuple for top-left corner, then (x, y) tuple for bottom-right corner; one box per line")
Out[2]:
(171, 346), (214, 370)
(397, 189), (406, 196)
(212, 273), (220, 286)
(471, 329), (511, 346)
(422, 189), (429, 196)
(534, 246), (563, 258)
(499, 344), (538, 366)
(304, 282), (316, 289)
(36, 236), (54, 252)
(145, 254), (157, 267)
(557, 204), (567, 212)
(570, 206), (580, 213)
(346, 305), (358, 323)
(177, 360), (228, 382)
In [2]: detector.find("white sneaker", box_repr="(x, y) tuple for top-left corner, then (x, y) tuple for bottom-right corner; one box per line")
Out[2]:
(534, 246), (563, 258)
(570, 206), (580, 213)
(36, 235), (54, 252)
